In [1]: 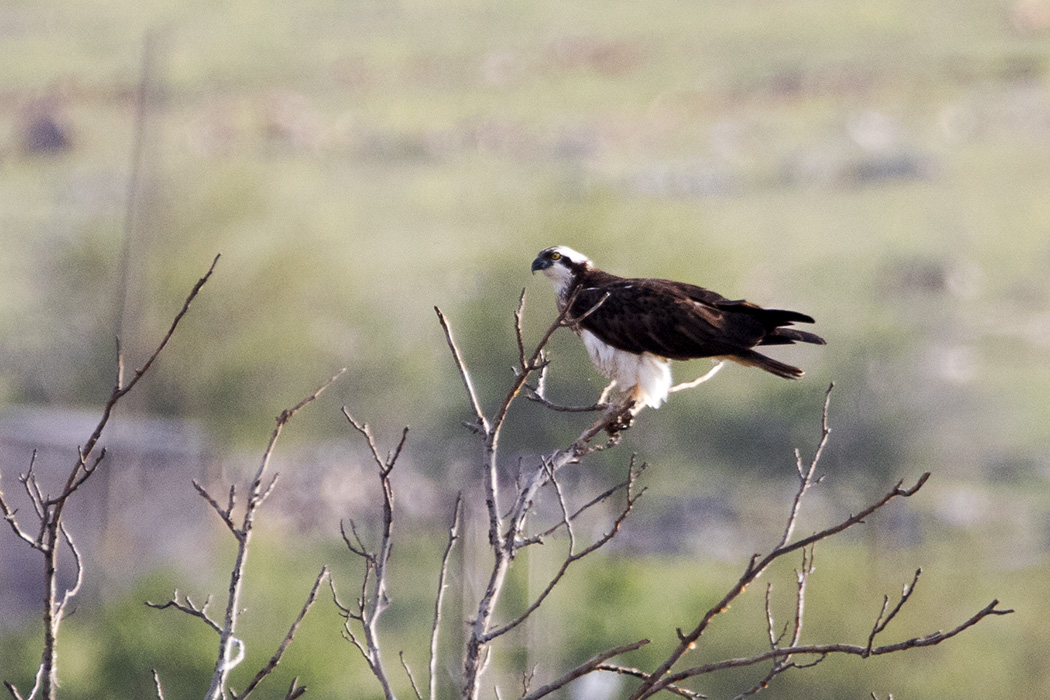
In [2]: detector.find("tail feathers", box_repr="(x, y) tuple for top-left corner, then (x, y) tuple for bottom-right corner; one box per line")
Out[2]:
(763, 308), (816, 326)
(727, 350), (805, 379)
(759, 327), (827, 347)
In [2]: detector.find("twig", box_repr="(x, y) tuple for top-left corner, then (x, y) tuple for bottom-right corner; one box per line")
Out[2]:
(152, 669), (165, 700)
(284, 678), (307, 700)
(441, 290), (654, 699)
(335, 410), (406, 700)
(595, 665), (706, 699)
(191, 369), (343, 700)
(0, 255), (219, 700)
(54, 523), (84, 625)
(146, 591), (222, 633)
(430, 494), (463, 700)
(518, 639), (650, 700)
(4, 680), (26, 700)
(0, 456), (41, 549)
(523, 385), (609, 413)
(625, 383), (928, 700)
(529, 464), (643, 543)
(401, 651), (423, 700)
(234, 567), (330, 699)
(485, 458), (644, 641)
(646, 598), (1011, 693)
(193, 480), (237, 532)
(734, 546), (817, 699)
(864, 569), (922, 657)
(562, 290), (611, 327)
(776, 382), (833, 550)
(513, 289), (529, 373)
(436, 307), (489, 430)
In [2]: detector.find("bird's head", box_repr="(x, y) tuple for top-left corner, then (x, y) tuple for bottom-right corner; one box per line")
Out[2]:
(531, 246), (591, 294)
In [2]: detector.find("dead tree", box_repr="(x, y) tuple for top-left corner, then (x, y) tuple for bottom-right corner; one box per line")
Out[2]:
(147, 370), (343, 700)
(0, 273), (1011, 699)
(0, 255), (219, 700)
(333, 290), (1011, 700)
(0, 256), (337, 700)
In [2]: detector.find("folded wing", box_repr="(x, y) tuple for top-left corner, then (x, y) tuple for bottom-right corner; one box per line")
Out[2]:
(568, 276), (824, 376)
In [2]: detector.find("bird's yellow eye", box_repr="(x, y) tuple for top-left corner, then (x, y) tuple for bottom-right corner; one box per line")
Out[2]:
(550, 252), (562, 261)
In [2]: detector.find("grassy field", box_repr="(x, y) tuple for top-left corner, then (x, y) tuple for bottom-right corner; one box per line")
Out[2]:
(1, 0), (1049, 697)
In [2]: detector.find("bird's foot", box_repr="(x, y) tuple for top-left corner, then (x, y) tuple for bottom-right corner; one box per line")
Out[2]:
(603, 399), (637, 436)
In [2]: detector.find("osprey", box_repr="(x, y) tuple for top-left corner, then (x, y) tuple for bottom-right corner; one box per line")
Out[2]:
(531, 245), (825, 410)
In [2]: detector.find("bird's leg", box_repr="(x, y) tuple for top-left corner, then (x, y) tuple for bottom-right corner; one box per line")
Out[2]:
(596, 380), (618, 405)
(669, 360), (726, 393)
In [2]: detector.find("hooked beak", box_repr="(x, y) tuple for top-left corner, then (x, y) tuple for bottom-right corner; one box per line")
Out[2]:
(531, 256), (551, 273)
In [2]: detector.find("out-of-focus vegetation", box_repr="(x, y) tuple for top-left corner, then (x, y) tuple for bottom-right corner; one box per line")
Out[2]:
(1, 0), (1048, 697)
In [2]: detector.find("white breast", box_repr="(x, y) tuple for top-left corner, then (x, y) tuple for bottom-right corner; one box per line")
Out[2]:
(581, 330), (672, 409)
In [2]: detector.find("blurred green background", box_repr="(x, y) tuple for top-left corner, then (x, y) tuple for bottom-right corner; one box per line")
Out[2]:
(1, 0), (1048, 698)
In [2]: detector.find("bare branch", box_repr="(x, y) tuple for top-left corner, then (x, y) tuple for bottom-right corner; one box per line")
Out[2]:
(198, 370), (343, 700)
(340, 518), (372, 560)
(123, 254), (221, 396)
(771, 472), (932, 565)
(23, 456), (48, 521)
(54, 523), (84, 625)
(776, 382), (834, 550)
(235, 567), (330, 699)
(531, 460), (644, 543)
(146, 591), (222, 634)
(627, 404), (930, 700)
(0, 255), (222, 700)
(561, 290), (610, 327)
(246, 368), (347, 516)
(337, 411), (407, 700)
(448, 290), (650, 700)
(284, 677), (307, 700)
(486, 460), (643, 642)
(627, 468), (1004, 700)
(514, 288), (529, 371)
(193, 481), (238, 533)
(519, 639), (650, 700)
(0, 484), (38, 549)
(598, 664), (708, 699)
(152, 669), (165, 700)
(644, 599), (1012, 695)
(544, 459), (576, 551)
(401, 651), (423, 700)
(61, 254), (221, 517)
(430, 494), (463, 700)
(435, 306), (489, 429)
(0, 452), (42, 549)
(865, 569), (922, 657)
(523, 385), (608, 413)
(4, 680), (26, 700)
(734, 546), (817, 699)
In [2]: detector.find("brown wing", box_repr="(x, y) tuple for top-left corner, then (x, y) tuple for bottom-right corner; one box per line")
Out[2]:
(568, 276), (757, 361)
(569, 274), (824, 363)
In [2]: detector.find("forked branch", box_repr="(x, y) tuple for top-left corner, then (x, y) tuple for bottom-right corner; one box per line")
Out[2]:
(330, 410), (409, 700)
(233, 566), (330, 700)
(0, 255), (220, 700)
(152, 369), (343, 700)
(437, 292), (648, 700)
(619, 384), (1010, 699)
(355, 294), (1010, 700)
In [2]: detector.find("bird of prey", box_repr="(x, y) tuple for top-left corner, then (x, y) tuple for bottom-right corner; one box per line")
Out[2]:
(531, 245), (825, 411)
